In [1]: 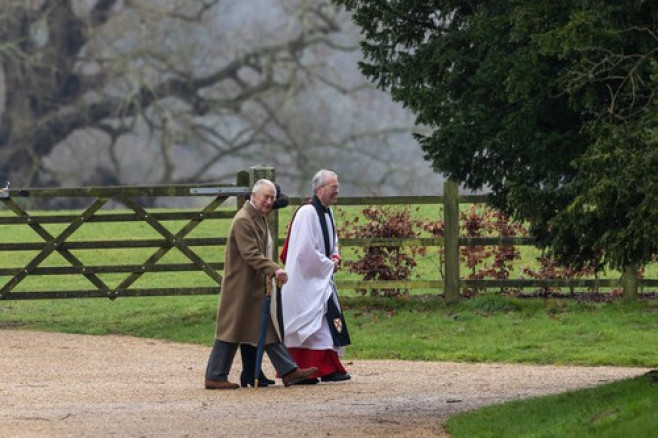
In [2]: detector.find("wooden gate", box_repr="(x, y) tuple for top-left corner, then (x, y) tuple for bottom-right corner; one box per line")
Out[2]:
(0, 172), (260, 300)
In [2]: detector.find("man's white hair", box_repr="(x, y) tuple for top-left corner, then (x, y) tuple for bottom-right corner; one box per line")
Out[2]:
(312, 169), (337, 193)
(252, 179), (276, 195)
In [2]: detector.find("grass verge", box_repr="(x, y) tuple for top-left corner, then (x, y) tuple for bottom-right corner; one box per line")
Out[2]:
(2, 294), (657, 366)
(445, 371), (658, 438)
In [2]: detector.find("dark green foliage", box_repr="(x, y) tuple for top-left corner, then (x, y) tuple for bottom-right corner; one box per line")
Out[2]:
(334, 0), (658, 272)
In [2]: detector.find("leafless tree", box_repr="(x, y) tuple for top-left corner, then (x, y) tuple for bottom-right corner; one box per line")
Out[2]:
(0, 0), (441, 196)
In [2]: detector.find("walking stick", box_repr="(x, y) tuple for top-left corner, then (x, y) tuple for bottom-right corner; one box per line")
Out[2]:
(254, 275), (273, 389)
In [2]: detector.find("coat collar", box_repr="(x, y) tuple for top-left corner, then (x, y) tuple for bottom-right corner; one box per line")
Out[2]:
(244, 201), (260, 217)
(244, 201), (268, 227)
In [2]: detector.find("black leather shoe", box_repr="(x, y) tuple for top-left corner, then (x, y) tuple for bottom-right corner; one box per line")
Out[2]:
(320, 372), (351, 382)
(296, 378), (319, 385)
(240, 344), (275, 386)
(240, 371), (269, 388)
(259, 371), (275, 386)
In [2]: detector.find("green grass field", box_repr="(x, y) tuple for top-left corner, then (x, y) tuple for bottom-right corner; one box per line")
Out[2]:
(1, 203), (654, 295)
(445, 370), (658, 438)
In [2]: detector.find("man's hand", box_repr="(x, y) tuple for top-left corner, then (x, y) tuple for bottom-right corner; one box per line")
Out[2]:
(332, 255), (341, 273)
(275, 269), (288, 285)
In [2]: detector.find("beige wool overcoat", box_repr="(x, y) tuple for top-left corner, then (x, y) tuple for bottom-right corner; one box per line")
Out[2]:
(214, 202), (281, 345)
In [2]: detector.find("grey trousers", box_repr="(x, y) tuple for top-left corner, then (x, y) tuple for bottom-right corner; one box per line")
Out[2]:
(205, 339), (297, 381)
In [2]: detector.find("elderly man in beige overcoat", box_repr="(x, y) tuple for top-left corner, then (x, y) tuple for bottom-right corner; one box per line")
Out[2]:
(204, 179), (317, 390)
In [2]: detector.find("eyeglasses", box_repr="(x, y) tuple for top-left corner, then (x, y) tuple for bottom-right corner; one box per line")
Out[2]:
(323, 184), (340, 191)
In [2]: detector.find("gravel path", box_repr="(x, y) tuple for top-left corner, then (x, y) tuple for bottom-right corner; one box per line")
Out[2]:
(0, 330), (648, 437)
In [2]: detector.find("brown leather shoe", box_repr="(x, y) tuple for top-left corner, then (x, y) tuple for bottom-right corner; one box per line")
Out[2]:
(282, 367), (318, 387)
(205, 379), (239, 390)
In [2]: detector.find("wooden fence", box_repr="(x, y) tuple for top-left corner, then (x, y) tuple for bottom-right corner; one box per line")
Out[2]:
(0, 166), (275, 300)
(290, 181), (656, 302)
(0, 170), (655, 301)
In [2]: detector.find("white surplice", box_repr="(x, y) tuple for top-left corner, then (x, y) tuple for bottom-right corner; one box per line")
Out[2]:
(281, 204), (343, 354)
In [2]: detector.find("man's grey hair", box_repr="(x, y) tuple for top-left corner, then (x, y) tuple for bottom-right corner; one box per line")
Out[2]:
(312, 169), (337, 193)
(252, 179), (276, 195)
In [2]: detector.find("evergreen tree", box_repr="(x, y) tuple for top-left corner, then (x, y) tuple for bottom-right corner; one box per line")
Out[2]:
(335, 0), (658, 277)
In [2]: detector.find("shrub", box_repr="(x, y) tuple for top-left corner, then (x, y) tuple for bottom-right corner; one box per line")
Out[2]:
(338, 205), (426, 297)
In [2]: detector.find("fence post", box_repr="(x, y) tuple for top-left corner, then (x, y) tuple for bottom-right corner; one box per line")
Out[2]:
(443, 179), (460, 304)
(621, 264), (638, 301)
(236, 170), (249, 211)
(249, 166), (278, 260)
